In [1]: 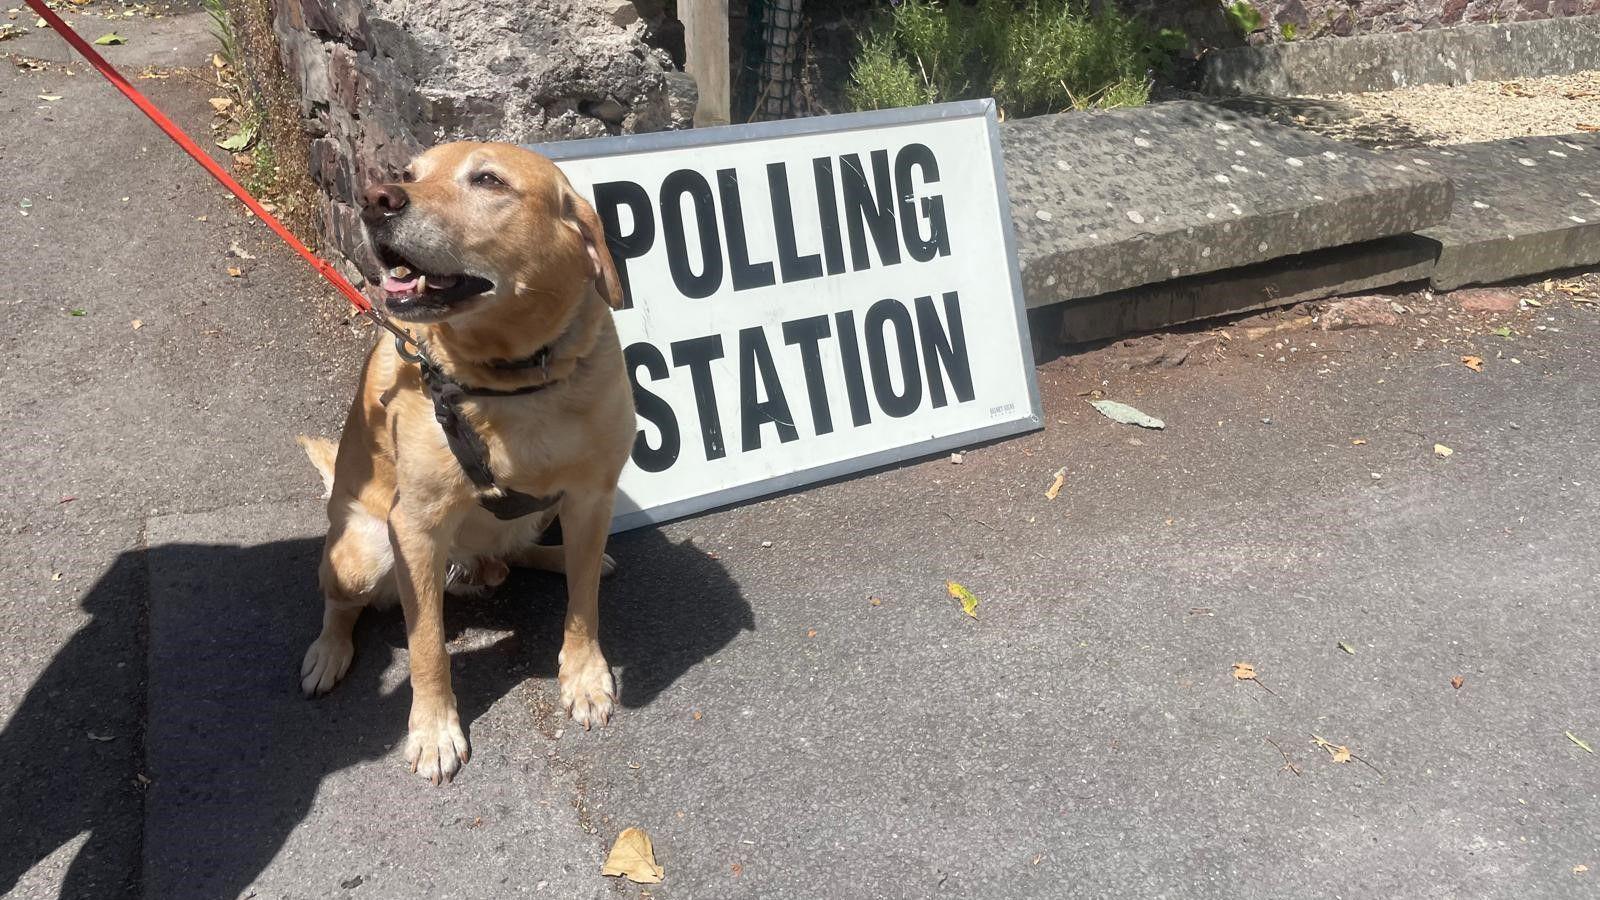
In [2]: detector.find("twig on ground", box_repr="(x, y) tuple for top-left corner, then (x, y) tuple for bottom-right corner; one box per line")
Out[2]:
(1265, 737), (1303, 776)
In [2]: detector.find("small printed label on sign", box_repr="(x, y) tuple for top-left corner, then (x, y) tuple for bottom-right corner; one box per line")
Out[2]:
(537, 101), (1041, 531)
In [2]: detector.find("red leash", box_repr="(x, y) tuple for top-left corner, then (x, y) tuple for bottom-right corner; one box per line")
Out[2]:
(23, 0), (406, 333)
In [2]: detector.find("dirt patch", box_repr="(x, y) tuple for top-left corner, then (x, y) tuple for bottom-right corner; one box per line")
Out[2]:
(227, 0), (318, 247)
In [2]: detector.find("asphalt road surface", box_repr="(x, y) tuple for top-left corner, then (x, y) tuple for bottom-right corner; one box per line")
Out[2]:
(2, 8), (1596, 899)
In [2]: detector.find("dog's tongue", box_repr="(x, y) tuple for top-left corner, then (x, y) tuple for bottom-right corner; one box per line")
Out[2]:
(382, 271), (418, 294)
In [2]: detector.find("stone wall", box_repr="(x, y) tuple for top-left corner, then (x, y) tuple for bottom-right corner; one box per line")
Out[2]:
(1250, 0), (1600, 39)
(271, 0), (696, 274)
(1118, 0), (1599, 45)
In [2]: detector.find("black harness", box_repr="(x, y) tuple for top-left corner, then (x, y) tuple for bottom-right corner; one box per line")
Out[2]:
(395, 335), (563, 520)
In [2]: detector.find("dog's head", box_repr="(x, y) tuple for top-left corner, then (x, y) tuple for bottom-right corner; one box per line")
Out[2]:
(359, 142), (623, 325)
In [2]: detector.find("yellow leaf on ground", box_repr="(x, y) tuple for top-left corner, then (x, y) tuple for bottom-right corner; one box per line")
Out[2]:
(1434, 444), (1453, 458)
(1045, 467), (1065, 501)
(1231, 662), (1256, 680)
(208, 96), (233, 112)
(130, 318), (143, 330)
(1312, 734), (1352, 763)
(1461, 355), (1485, 372)
(946, 581), (979, 619)
(1351, 438), (1367, 445)
(603, 827), (664, 884)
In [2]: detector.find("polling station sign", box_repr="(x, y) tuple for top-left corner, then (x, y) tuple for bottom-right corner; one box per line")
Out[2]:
(534, 100), (1041, 532)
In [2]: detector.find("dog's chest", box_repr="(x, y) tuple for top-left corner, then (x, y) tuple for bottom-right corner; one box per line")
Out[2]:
(476, 397), (609, 491)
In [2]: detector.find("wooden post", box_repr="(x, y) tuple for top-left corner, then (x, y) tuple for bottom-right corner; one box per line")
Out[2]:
(681, 0), (730, 127)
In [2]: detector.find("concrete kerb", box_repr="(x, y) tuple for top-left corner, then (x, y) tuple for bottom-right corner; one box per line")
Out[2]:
(1401, 134), (1600, 291)
(1003, 98), (1600, 347)
(999, 101), (1452, 315)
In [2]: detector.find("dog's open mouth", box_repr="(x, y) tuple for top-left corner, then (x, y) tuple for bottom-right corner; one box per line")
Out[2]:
(374, 246), (494, 320)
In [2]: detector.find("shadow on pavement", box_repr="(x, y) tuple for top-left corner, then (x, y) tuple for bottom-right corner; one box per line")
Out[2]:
(0, 525), (750, 898)
(0, 552), (146, 898)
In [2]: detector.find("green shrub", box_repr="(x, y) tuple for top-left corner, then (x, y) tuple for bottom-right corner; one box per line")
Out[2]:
(846, 0), (1169, 118)
(1225, 1), (1263, 37)
(844, 31), (936, 110)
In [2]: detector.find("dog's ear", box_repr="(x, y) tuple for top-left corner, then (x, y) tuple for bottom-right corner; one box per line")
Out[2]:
(565, 189), (626, 309)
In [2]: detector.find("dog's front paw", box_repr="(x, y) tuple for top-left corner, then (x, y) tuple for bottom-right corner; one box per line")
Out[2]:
(300, 634), (354, 697)
(558, 650), (616, 730)
(405, 698), (469, 785)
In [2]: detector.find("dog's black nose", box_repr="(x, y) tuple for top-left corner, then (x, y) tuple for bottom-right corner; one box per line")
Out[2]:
(360, 184), (409, 225)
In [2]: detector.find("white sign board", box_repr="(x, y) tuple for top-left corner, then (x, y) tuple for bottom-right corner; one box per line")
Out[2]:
(534, 100), (1041, 532)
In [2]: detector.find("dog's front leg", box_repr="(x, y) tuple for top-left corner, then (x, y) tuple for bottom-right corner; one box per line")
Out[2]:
(389, 500), (469, 784)
(558, 487), (618, 729)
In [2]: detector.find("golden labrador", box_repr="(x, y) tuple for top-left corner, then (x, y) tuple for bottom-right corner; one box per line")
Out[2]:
(296, 141), (633, 784)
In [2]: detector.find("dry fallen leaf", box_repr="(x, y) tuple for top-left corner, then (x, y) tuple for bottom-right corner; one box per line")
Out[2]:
(946, 581), (979, 619)
(1313, 734), (1351, 763)
(730, 863), (743, 877)
(1567, 731), (1595, 754)
(805, 629), (817, 639)
(602, 827), (664, 884)
(1434, 444), (1453, 458)
(1045, 467), (1066, 501)
(868, 596), (882, 606)
(226, 266), (243, 278)
(208, 96), (233, 112)
(1351, 438), (1367, 445)
(86, 731), (116, 742)
(1338, 641), (1356, 655)
(50, 572), (62, 582)
(1575, 864), (1590, 875)
(1231, 662), (1257, 680)
(131, 318), (143, 330)
(1451, 675), (1465, 690)
(690, 709), (702, 721)
(1461, 355), (1485, 373)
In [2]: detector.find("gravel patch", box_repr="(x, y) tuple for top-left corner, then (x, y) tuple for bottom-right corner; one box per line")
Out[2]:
(1196, 70), (1600, 150)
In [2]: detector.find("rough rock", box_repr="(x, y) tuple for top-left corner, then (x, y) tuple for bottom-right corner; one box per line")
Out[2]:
(1318, 296), (1402, 329)
(1452, 287), (1520, 313)
(271, 0), (696, 272)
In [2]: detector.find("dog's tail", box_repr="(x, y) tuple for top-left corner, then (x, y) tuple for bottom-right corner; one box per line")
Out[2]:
(296, 435), (338, 498)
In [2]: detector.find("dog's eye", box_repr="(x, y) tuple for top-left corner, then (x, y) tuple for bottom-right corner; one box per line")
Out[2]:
(472, 171), (506, 188)
(400, 169), (415, 183)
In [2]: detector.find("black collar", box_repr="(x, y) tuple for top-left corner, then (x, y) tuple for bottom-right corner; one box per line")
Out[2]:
(456, 345), (560, 397)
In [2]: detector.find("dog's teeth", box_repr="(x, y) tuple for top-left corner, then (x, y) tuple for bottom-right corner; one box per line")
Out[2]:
(417, 274), (428, 292)
(390, 265), (412, 278)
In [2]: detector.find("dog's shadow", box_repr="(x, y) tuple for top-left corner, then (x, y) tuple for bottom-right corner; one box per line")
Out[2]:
(0, 525), (751, 898)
